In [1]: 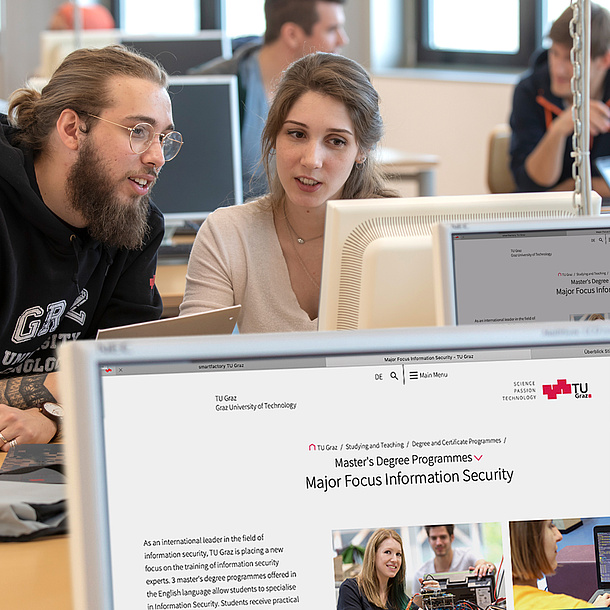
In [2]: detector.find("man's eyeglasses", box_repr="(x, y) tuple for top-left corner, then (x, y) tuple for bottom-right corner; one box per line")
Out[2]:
(87, 114), (183, 162)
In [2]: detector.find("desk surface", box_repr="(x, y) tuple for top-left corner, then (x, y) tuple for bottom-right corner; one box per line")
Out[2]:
(378, 147), (439, 171)
(0, 452), (73, 609)
(156, 260), (188, 318)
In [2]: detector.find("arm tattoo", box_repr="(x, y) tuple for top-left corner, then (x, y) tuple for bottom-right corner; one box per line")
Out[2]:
(1, 375), (55, 410)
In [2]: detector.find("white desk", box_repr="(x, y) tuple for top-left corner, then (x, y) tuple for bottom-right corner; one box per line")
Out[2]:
(378, 147), (439, 197)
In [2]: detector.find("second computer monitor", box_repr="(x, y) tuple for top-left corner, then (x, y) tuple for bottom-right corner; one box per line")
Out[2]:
(433, 216), (610, 325)
(150, 75), (243, 225)
(120, 31), (230, 75)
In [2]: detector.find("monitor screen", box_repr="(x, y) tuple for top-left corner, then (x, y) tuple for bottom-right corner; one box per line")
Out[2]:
(318, 191), (602, 331)
(595, 525), (610, 588)
(60, 322), (610, 609)
(433, 216), (610, 325)
(150, 75), (243, 224)
(120, 32), (230, 75)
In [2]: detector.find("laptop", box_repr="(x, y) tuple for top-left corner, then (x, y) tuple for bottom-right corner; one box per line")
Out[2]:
(590, 525), (610, 603)
(60, 323), (610, 608)
(433, 216), (610, 325)
(96, 306), (240, 339)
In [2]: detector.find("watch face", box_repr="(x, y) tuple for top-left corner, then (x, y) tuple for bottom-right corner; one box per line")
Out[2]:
(44, 402), (64, 418)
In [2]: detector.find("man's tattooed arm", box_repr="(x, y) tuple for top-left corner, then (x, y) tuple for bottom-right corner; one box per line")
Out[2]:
(0, 374), (58, 409)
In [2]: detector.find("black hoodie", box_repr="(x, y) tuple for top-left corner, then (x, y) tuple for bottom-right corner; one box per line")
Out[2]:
(0, 115), (164, 376)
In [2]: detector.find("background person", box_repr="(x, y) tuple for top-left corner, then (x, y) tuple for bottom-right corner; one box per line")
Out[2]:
(180, 52), (397, 333)
(412, 525), (495, 592)
(189, 0), (349, 199)
(510, 519), (610, 609)
(509, 3), (610, 195)
(0, 45), (181, 449)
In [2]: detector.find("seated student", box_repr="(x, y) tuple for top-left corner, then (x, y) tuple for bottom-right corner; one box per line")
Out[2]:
(510, 519), (610, 609)
(189, 0), (349, 199)
(49, 2), (116, 30)
(180, 52), (397, 333)
(337, 528), (438, 610)
(0, 45), (181, 449)
(510, 3), (610, 195)
(412, 524), (495, 593)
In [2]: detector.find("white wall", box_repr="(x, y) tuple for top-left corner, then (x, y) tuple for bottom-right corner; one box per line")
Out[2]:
(372, 72), (518, 197)
(0, 0), (62, 98)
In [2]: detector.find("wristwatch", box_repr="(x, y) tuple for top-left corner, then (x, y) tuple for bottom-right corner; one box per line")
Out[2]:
(39, 402), (64, 440)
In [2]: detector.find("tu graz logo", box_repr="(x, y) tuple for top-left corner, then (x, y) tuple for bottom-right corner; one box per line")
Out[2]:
(542, 378), (591, 400)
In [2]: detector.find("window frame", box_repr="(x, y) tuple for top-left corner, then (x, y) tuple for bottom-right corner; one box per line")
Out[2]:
(110, 0), (222, 30)
(415, 0), (542, 69)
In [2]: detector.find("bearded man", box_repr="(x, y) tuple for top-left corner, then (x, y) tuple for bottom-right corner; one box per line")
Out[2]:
(0, 45), (182, 449)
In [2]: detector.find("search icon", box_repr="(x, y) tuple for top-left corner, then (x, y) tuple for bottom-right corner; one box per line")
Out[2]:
(390, 371), (399, 381)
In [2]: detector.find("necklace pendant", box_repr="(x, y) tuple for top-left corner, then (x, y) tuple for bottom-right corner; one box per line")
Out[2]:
(297, 237), (305, 244)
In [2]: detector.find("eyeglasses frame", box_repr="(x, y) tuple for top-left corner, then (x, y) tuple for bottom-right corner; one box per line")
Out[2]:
(86, 113), (183, 161)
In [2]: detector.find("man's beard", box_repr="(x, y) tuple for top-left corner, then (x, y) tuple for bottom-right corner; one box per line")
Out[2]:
(66, 139), (153, 250)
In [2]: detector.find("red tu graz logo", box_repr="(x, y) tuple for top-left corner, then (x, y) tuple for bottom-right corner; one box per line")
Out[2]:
(542, 379), (591, 399)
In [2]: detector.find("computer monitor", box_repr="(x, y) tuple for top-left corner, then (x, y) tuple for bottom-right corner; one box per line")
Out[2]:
(60, 322), (610, 608)
(318, 191), (602, 331)
(433, 216), (610, 326)
(120, 31), (230, 75)
(150, 75), (243, 226)
(38, 29), (122, 78)
(593, 525), (610, 599)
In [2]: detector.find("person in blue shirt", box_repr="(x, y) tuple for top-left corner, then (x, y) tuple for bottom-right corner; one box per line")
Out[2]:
(190, 0), (349, 199)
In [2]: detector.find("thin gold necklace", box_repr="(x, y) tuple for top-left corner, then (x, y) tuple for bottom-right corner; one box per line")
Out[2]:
(284, 212), (324, 245)
(283, 215), (321, 289)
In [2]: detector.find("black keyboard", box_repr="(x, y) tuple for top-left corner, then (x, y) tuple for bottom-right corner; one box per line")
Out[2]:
(158, 241), (193, 262)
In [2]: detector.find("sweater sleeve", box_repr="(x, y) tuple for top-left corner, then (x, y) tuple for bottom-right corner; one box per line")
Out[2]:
(180, 210), (239, 317)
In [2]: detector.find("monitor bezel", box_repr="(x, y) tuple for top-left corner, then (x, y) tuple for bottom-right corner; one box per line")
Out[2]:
(61, 322), (610, 608)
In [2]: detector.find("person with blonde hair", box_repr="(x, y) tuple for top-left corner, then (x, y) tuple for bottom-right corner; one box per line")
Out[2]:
(180, 52), (397, 333)
(337, 529), (409, 610)
(510, 520), (610, 609)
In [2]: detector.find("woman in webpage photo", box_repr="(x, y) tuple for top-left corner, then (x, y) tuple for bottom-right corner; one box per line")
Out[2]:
(179, 52), (397, 333)
(510, 520), (610, 609)
(337, 528), (438, 610)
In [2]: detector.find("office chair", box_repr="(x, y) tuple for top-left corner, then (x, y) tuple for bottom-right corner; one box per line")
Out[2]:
(487, 123), (516, 193)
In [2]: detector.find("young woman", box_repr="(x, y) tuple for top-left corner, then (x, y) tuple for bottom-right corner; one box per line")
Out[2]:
(510, 520), (610, 609)
(180, 52), (396, 332)
(337, 528), (422, 610)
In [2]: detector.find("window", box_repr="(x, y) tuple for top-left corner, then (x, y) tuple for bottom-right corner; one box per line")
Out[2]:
(414, 0), (610, 70)
(416, 0), (538, 68)
(114, 0), (266, 37)
(119, 0), (200, 35)
(225, 0), (265, 39)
